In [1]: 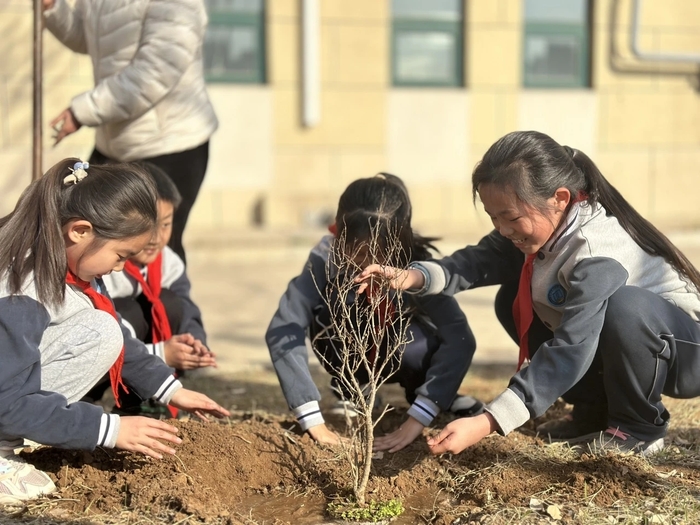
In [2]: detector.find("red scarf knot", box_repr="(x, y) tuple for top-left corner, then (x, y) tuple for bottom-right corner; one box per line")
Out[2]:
(123, 253), (172, 343)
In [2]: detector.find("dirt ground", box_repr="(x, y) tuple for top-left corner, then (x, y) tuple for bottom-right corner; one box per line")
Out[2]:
(4, 229), (700, 524)
(5, 366), (700, 525)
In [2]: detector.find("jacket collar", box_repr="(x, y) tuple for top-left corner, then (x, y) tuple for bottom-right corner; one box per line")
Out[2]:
(542, 201), (589, 253)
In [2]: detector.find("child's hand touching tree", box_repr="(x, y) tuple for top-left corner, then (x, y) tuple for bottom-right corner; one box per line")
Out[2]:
(355, 265), (425, 294)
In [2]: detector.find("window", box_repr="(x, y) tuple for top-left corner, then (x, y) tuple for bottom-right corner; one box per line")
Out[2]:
(203, 0), (266, 83)
(523, 0), (591, 88)
(391, 0), (464, 87)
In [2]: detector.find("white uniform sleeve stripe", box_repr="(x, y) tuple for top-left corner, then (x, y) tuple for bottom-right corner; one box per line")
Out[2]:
(98, 413), (120, 448)
(292, 401), (325, 431)
(154, 377), (183, 405)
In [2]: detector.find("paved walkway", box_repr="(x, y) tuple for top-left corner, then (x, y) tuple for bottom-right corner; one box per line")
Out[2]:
(185, 227), (700, 376)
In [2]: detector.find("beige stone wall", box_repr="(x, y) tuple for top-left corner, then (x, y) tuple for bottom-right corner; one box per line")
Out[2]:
(2, 0), (700, 237)
(0, 1), (94, 216)
(593, 0), (700, 228)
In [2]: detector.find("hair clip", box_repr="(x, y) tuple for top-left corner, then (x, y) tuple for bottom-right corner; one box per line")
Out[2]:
(63, 161), (90, 186)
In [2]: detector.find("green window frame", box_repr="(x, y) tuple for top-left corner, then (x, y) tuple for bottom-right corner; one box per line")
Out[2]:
(523, 0), (591, 88)
(203, 0), (266, 84)
(391, 1), (464, 87)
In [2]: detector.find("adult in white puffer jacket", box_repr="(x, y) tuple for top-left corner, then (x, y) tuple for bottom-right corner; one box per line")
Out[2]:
(43, 0), (219, 262)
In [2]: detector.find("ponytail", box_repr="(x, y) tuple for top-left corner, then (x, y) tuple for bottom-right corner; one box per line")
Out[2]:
(572, 149), (700, 290)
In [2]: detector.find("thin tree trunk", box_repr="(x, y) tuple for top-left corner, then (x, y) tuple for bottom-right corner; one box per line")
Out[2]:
(355, 401), (375, 506)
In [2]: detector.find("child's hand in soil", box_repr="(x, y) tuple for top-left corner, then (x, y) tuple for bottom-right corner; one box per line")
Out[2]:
(373, 416), (424, 453)
(169, 389), (231, 421)
(307, 423), (341, 445)
(427, 413), (499, 455)
(116, 416), (182, 459)
(164, 334), (217, 370)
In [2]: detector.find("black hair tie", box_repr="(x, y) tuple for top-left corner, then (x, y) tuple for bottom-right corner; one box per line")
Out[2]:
(563, 145), (575, 158)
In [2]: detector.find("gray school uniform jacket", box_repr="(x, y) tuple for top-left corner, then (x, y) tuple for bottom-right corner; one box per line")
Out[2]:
(0, 274), (181, 451)
(102, 246), (206, 360)
(415, 202), (700, 435)
(265, 235), (475, 431)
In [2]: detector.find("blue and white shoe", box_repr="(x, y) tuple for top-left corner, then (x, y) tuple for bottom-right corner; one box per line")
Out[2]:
(449, 395), (485, 418)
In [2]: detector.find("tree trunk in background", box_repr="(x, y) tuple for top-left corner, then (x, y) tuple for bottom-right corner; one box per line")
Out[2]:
(32, 0), (43, 181)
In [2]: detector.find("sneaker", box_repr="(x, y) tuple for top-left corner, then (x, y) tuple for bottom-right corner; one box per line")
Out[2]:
(328, 393), (383, 418)
(574, 427), (665, 457)
(329, 399), (359, 418)
(536, 403), (608, 442)
(449, 395), (485, 417)
(0, 456), (56, 504)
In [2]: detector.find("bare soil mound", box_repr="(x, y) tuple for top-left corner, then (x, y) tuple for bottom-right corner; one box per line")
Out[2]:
(13, 408), (699, 525)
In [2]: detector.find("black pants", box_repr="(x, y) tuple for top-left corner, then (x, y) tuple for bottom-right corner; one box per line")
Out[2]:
(115, 288), (184, 344)
(495, 281), (700, 440)
(83, 289), (184, 405)
(90, 141), (210, 264)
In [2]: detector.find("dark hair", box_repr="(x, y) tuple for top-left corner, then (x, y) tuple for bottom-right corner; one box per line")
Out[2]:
(137, 162), (182, 209)
(0, 158), (158, 307)
(472, 130), (700, 289)
(335, 172), (437, 266)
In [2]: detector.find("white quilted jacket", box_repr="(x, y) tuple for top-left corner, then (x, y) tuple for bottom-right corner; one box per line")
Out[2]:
(45, 0), (219, 161)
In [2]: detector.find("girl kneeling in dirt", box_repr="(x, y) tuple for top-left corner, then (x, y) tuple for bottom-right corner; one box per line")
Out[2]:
(0, 159), (230, 504)
(266, 173), (484, 452)
(359, 131), (700, 457)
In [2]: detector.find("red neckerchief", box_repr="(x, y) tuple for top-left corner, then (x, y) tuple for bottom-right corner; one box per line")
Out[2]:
(513, 253), (537, 370)
(123, 253), (172, 343)
(65, 271), (129, 406)
(125, 254), (179, 419)
(513, 195), (588, 370)
(364, 279), (396, 366)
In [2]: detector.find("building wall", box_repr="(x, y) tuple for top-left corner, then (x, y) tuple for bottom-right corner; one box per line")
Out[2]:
(1, 0), (700, 238)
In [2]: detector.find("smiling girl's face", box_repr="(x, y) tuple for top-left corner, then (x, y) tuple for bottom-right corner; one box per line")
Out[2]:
(478, 183), (570, 255)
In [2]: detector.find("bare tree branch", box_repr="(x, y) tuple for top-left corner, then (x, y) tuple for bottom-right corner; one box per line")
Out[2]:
(310, 218), (412, 505)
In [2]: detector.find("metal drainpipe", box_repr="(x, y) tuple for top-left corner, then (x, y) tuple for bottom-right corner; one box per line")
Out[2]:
(301, 0), (320, 127)
(631, 0), (700, 63)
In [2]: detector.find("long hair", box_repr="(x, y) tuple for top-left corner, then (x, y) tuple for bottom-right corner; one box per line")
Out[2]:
(335, 173), (437, 266)
(0, 158), (158, 307)
(471, 130), (700, 289)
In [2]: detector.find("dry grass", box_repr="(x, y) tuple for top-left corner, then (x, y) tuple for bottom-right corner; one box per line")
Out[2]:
(420, 377), (700, 525)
